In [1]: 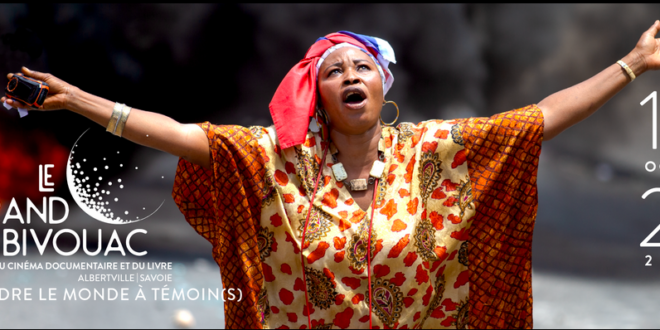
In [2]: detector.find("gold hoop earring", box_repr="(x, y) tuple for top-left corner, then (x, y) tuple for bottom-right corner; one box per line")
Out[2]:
(380, 100), (399, 126)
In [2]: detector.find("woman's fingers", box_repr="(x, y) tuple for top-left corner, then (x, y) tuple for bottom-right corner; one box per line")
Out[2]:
(19, 67), (67, 94)
(5, 68), (78, 110)
(4, 68), (50, 83)
(3, 97), (33, 110)
(647, 20), (660, 37)
(10, 98), (32, 109)
(3, 69), (72, 111)
(21, 67), (51, 82)
(641, 21), (660, 71)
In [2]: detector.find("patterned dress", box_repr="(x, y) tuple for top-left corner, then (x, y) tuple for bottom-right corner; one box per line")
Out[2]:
(172, 105), (543, 329)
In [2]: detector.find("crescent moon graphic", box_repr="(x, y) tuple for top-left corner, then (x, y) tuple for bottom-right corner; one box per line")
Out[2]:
(66, 129), (164, 225)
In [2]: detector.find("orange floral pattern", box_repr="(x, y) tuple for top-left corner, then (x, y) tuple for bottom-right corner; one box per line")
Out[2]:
(172, 105), (543, 329)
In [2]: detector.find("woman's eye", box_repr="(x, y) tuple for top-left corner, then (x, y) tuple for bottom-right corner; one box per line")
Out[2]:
(329, 69), (341, 76)
(358, 65), (370, 71)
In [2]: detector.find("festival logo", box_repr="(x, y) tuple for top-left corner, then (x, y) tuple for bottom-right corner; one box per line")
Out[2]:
(66, 129), (166, 225)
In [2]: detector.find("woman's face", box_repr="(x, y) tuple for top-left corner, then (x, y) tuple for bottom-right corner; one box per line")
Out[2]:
(317, 46), (384, 135)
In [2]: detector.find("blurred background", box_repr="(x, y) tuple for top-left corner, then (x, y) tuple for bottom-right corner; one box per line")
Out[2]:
(2, 4), (660, 328)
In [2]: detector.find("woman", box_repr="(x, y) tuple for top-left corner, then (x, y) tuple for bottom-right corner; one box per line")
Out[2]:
(4, 22), (660, 329)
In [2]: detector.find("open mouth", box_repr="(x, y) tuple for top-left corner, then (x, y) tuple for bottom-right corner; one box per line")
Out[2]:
(342, 87), (367, 109)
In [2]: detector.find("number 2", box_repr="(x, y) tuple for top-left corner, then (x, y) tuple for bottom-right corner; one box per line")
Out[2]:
(646, 255), (652, 266)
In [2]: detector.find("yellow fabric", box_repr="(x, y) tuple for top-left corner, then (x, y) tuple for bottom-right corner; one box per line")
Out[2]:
(172, 105), (544, 329)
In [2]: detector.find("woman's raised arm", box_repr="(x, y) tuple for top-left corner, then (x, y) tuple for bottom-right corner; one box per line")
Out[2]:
(539, 20), (660, 141)
(2, 67), (211, 169)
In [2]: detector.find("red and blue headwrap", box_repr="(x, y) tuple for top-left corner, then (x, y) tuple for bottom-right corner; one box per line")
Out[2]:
(269, 31), (396, 149)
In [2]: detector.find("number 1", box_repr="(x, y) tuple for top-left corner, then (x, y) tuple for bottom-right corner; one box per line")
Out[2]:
(641, 91), (657, 149)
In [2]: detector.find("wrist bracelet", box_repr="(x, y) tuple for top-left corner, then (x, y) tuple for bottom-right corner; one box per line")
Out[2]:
(617, 60), (636, 82)
(115, 104), (132, 138)
(106, 102), (123, 134)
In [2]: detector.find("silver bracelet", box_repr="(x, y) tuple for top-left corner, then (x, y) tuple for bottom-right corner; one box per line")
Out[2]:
(115, 104), (132, 138)
(106, 102), (123, 134)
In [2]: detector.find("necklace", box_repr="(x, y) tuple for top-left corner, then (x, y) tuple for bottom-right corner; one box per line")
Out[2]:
(300, 144), (379, 329)
(330, 149), (386, 191)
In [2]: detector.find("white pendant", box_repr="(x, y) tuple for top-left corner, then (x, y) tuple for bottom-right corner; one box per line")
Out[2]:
(370, 160), (385, 178)
(331, 163), (348, 182)
(349, 179), (368, 191)
(309, 117), (320, 132)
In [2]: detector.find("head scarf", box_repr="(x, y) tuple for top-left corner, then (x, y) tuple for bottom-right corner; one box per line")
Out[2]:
(269, 31), (396, 149)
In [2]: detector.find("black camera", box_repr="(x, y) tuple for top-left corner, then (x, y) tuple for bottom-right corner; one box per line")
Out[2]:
(5, 73), (49, 108)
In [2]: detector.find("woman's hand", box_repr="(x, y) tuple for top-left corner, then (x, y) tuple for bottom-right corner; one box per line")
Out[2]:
(1, 67), (77, 111)
(633, 20), (660, 73)
(2, 67), (211, 168)
(539, 20), (660, 141)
